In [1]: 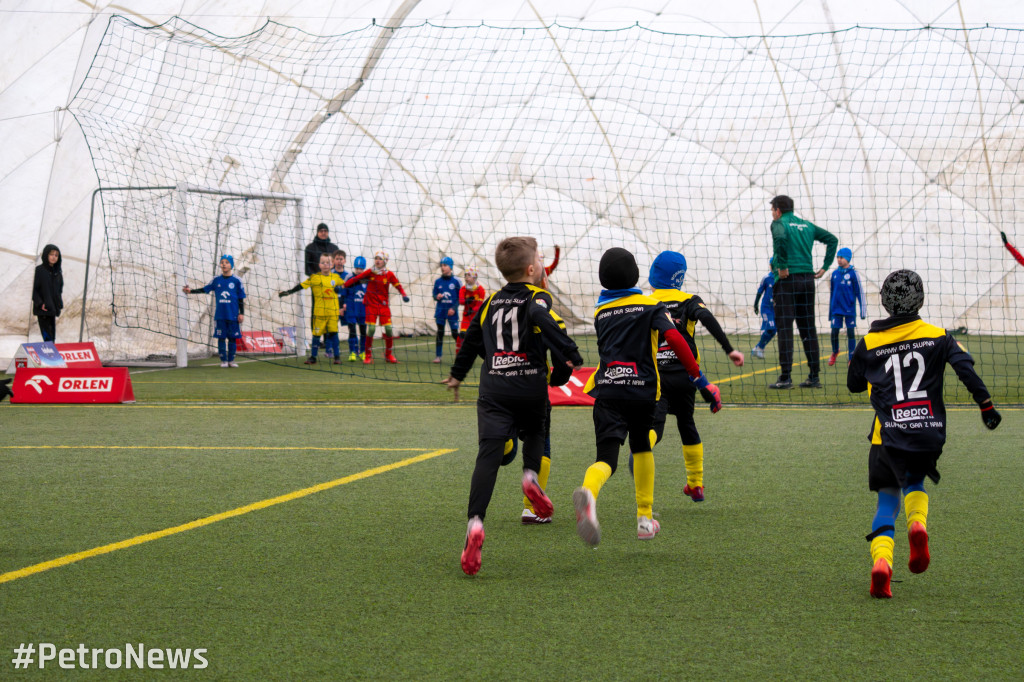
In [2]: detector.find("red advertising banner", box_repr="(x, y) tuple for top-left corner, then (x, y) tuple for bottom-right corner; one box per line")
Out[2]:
(238, 331), (283, 353)
(55, 342), (103, 367)
(548, 367), (596, 406)
(10, 368), (135, 404)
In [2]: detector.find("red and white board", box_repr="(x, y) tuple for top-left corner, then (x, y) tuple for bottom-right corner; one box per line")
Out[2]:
(238, 331), (283, 353)
(55, 342), (103, 368)
(10, 367), (135, 404)
(548, 367), (596, 406)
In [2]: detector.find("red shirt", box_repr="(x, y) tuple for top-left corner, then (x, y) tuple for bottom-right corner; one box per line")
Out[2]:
(460, 283), (486, 320)
(346, 269), (406, 308)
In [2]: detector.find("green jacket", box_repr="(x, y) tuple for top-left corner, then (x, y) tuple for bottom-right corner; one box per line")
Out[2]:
(771, 212), (838, 277)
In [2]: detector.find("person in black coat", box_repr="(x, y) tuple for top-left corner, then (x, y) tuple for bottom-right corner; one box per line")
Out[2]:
(304, 223), (338, 276)
(32, 244), (64, 342)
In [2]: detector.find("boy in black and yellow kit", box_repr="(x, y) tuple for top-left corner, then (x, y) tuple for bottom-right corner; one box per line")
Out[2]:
(573, 248), (722, 547)
(445, 237), (583, 576)
(643, 250), (744, 502)
(848, 270), (1001, 598)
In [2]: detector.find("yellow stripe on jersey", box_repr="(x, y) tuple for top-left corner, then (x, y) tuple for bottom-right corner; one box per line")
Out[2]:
(863, 319), (946, 350)
(650, 288), (700, 363)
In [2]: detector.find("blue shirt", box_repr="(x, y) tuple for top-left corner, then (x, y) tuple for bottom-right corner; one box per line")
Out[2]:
(830, 265), (866, 318)
(333, 269), (350, 310)
(344, 276), (367, 318)
(433, 275), (461, 320)
(756, 272), (775, 318)
(198, 275), (245, 320)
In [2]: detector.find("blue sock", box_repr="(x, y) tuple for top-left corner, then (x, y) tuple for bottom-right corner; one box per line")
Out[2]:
(847, 328), (857, 356)
(310, 336), (320, 358)
(871, 489), (900, 538)
(348, 326), (358, 353)
(228, 339), (236, 362)
(903, 478), (926, 496)
(217, 338), (227, 361)
(757, 329), (775, 348)
(330, 332), (340, 357)
(830, 327), (840, 354)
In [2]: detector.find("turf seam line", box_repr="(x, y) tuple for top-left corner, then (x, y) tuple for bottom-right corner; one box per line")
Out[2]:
(0, 448), (455, 586)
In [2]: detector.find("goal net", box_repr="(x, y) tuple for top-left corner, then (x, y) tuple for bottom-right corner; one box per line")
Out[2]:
(69, 17), (1024, 402)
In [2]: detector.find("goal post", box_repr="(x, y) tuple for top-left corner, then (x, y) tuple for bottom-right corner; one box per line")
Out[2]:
(173, 184), (305, 367)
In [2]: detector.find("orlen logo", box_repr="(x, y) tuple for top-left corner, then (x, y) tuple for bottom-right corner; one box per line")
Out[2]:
(60, 349), (96, 363)
(604, 361), (638, 380)
(892, 400), (934, 422)
(251, 336), (277, 348)
(492, 352), (528, 369)
(58, 377), (113, 392)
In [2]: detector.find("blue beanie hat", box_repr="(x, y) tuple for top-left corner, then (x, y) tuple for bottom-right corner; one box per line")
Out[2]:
(440, 256), (454, 268)
(354, 256), (366, 269)
(838, 247), (853, 262)
(648, 251), (687, 290)
(220, 254), (234, 269)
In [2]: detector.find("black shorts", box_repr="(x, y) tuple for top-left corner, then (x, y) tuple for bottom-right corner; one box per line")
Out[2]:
(653, 373), (696, 430)
(593, 398), (657, 453)
(868, 444), (941, 491)
(477, 394), (548, 442)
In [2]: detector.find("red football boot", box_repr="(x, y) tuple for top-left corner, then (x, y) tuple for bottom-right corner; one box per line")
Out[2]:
(908, 522), (930, 574)
(461, 517), (484, 576)
(870, 558), (893, 598)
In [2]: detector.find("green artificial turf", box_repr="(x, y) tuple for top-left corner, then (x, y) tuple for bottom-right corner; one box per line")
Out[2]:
(0, 363), (1020, 679)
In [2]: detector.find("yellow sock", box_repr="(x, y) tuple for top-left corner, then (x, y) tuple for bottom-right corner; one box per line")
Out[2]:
(524, 456), (551, 512)
(871, 535), (894, 569)
(632, 451), (655, 518)
(682, 443), (704, 488)
(904, 490), (929, 531)
(582, 462), (613, 499)
(648, 429), (658, 450)
(504, 439), (514, 456)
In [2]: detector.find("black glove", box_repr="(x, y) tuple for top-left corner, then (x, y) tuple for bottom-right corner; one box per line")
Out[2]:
(278, 291), (288, 298)
(549, 361), (573, 387)
(1001, 231), (1008, 245)
(0, 378), (12, 403)
(981, 403), (1001, 430)
(753, 304), (759, 315)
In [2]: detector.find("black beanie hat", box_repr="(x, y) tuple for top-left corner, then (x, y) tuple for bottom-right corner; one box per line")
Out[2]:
(599, 248), (639, 289)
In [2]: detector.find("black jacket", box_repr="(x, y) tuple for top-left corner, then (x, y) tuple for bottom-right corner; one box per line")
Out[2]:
(33, 244), (64, 317)
(304, 236), (337, 275)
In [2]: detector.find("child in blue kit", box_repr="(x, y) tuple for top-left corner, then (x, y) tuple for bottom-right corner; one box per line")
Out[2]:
(344, 256), (368, 361)
(751, 258), (776, 359)
(182, 254), (246, 368)
(828, 247), (867, 366)
(330, 250), (350, 364)
(432, 256), (461, 363)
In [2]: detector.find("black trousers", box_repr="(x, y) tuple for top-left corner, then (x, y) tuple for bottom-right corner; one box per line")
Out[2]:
(37, 315), (56, 342)
(773, 273), (820, 379)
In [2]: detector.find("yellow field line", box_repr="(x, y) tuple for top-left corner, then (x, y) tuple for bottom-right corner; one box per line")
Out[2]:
(5, 446), (431, 451)
(0, 448), (455, 586)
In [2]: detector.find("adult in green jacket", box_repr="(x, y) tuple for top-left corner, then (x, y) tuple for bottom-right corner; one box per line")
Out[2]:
(768, 195), (838, 389)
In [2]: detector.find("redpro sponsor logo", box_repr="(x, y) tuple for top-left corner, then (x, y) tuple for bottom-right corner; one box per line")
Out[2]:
(656, 346), (676, 361)
(492, 352), (528, 369)
(891, 400), (934, 422)
(604, 361), (638, 380)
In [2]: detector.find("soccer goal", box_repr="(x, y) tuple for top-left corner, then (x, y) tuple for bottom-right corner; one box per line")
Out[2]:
(84, 184), (305, 367)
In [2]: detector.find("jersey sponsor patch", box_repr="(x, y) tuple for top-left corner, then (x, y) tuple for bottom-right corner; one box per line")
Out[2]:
(891, 399), (934, 422)
(491, 351), (529, 370)
(603, 361), (639, 380)
(655, 346), (677, 363)
(534, 298), (548, 308)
